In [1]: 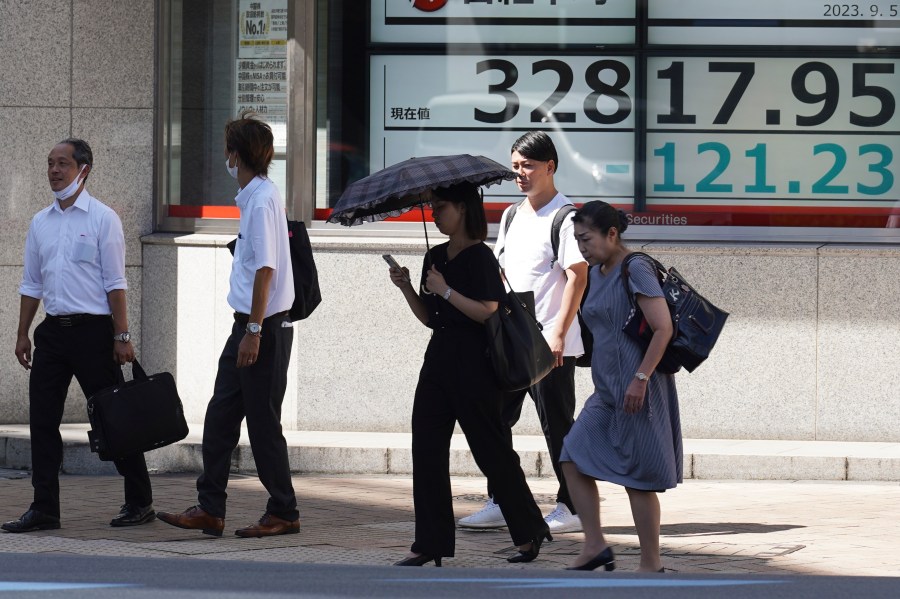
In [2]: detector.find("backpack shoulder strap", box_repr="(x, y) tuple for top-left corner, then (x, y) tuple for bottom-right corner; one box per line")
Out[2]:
(497, 200), (524, 258)
(550, 204), (577, 269)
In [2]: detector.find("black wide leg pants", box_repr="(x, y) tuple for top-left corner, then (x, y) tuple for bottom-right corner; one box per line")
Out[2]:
(29, 317), (152, 518)
(492, 357), (577, 513)
(410, 327), (547, 558)
(197, 313), (297, 521)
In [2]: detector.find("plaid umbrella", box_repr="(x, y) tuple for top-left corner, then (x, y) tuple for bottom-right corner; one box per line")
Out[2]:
(326, 154), (515, 226)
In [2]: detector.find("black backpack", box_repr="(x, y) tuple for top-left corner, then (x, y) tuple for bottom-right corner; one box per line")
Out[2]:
(285, 220), (322, 321)
(226, 218), (321, 321)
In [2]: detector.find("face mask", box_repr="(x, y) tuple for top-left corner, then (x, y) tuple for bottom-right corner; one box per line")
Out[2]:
(225, 155), (239, 179)
(53, 165), (87, 201)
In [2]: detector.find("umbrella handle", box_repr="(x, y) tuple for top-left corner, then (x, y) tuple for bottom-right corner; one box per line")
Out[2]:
(420, 203), (431, 268)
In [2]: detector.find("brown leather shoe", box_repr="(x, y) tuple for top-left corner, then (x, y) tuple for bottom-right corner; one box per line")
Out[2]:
(156, 505), (224, 537)
(234, 514), (299, 538)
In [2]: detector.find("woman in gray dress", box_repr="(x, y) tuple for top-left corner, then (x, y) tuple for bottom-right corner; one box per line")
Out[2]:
(560, 201), (682, 573)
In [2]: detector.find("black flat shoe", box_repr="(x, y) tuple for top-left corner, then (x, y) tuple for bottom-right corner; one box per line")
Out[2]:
(507, 530), (552, 563)
(394, 554), (442, 567)
(1, 509), (61, 533)
(566, 546), (616, 571)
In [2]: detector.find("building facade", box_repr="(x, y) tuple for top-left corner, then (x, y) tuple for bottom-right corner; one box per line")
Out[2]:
(1, 0), (898, 442)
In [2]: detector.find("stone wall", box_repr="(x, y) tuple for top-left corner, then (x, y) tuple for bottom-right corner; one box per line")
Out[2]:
(0, 0), (155, 423)
(2, 1), (898, 444)
(138, 235), (900, 442)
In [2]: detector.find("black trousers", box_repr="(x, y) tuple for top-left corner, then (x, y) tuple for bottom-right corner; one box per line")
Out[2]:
(29, 317), (152, 518)
(490, 357), (577, 513)
(197, 313), (297, 521)
(410, 328), (547, 558)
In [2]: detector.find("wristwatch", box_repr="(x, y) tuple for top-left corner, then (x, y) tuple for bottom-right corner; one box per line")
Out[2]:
(113, 331), (131, 343)
(635, 372), (649, 382)
(246, 322), (262, 337)
(442, 287), (453, 301)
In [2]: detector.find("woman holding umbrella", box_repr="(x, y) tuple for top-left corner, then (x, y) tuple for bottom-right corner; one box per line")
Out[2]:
(388, 182), (550, 567)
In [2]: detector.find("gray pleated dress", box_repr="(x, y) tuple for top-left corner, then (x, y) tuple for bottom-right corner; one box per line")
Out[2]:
(560, 255), (683, 491)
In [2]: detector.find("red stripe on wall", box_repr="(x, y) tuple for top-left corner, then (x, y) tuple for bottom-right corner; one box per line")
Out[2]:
(180, 205), (898, 228)
(168, 205), (240, 219)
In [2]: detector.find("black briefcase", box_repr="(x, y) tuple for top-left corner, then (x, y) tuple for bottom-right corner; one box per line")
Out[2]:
(87, 359), (189, 461)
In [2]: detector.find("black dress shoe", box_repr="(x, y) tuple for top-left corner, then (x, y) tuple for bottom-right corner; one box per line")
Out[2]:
(235, 514), (300, 537)
(507, 530), (553, 563)
(566, 546), (616, 571)
(110, 504), (156, 527)
(1, 510), (61, 533)
(394, 554), (442, 567)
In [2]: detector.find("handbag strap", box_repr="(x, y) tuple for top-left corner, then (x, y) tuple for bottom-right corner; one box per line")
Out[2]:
(620, 252), (666, 310)
(491, 252), (544, 331)
(131, 359), (148, 381)
(114, 359), (148, 384)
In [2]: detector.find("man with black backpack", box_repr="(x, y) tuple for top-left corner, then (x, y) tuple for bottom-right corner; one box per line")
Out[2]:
(459, 131), (588, 534)
(157, 112), (300, 538)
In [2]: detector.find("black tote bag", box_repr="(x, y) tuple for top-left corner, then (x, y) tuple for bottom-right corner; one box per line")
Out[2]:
(485, 289), (556, 392)
(87, 359), (189, 461)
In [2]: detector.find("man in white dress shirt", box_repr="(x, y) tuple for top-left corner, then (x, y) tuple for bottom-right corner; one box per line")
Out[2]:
(3, 139), (154, 533)
(157, 112), (298, 538)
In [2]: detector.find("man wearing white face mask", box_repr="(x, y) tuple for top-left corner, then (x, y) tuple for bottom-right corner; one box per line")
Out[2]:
(3, 139), (154, 533)
(157, 112), (297, 538)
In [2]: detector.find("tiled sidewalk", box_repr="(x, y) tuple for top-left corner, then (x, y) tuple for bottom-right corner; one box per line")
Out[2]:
(1, 471), (897, 576)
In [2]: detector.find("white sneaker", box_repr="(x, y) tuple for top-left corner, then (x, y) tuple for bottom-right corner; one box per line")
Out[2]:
(544, 503), (582, 533)
(457, 498), (507, 529)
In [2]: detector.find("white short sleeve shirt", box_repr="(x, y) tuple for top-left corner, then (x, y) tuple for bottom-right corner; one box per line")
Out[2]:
(494, 193), (586, 356)
(227, 176), (294, 316)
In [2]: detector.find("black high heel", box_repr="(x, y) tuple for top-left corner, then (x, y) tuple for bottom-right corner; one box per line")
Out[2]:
(394, 554), (442, 567)
(507, 531), (553, 563)
(566, 546), (616, 571)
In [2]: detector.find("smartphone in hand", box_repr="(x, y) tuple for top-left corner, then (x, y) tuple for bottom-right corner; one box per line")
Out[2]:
(383, 254), (409, 282)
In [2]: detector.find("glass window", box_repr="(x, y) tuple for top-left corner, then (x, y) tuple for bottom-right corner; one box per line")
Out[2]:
(159, 0), (290, 231)
(314, 1), (899, 238)
(314, 0), (368, 216)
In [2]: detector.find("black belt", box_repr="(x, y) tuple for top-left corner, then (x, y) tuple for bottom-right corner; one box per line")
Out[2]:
(233, 311), (290, 326)
(47, 313), (110, 327)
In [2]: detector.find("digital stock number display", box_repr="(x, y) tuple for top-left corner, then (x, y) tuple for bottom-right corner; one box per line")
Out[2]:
(370, 54), (637, 205)
(367, 1), (900, 229)
(645, 57), (898, 225)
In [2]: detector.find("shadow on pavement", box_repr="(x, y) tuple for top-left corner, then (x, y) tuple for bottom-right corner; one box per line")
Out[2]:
(654, 522), (805, 537)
